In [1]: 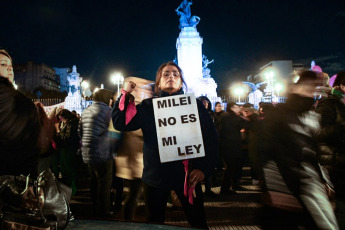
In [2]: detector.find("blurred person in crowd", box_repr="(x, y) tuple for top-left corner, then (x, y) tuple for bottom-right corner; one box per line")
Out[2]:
(241, 106), (261, 186)
(259, 70), (338, 229)
(0, 76), (39, 177)
(79, 89), (115, 217)
(0, 49), (14, 84)
(115, 129), (144, 220)
(213, 102), (225, 133)
(35, 102), (57, 173)
(109, 116), (124, 214)
(198, 96), (218, 198)
(71, 110), (77, 117)
(113, 77), (153, 220)
(219, 102), (247, 194)
(112, 61), (218, 228)
(53, 109), (80, 195)
(213, 102), (226, 174)
(315, 71), (345, 229)
(258, 102), (275, 120)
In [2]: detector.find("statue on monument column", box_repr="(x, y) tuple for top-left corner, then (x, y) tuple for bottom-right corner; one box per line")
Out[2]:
(176, 0), (199, 28)
(176, 10), (189, 29)
(202, 55), (214, 78)
(176, 0), (192, 21)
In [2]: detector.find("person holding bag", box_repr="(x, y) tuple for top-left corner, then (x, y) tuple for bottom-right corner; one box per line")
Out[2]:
(0, 71), (71, 229)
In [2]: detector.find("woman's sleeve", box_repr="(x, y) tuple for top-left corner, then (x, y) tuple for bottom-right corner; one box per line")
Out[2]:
(192, 100), (219, 177)
(111, 94), (141, 131)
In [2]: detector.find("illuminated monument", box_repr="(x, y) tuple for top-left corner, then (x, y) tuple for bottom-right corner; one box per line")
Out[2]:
(64, 65), (83, 114)
(175, 0), (218, 98)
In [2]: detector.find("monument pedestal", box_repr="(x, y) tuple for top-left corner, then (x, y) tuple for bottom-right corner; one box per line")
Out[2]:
(176, 27), (218, 99)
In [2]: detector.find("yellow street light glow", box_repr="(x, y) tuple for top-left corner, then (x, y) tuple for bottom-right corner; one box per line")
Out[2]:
(264, 71), (274, 80)
(293, 75), (300, 83)
(111, 73), (124, 85)
(81, 80), (90, 89)
(234, 87), (244, 95)
(275, 83), (283, 92)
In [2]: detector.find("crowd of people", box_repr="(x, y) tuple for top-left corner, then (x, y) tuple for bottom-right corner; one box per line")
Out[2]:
(1, 48), (345, 229)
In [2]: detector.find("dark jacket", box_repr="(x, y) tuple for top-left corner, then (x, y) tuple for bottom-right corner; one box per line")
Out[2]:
(315, 93), (345, 196)
(213, 110), (226, 135)
(56, 117), (79, 151)
(0, 77), (39, 177)
(219, 111), (246, 158)
(259, 97), (338, 229)
(79, 101), (112, 164)
(112, 89), (219, 190)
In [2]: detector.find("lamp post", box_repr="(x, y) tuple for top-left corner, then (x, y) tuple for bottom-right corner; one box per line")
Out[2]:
(111, 73), (124, 96)
(265, 70), (275, 102)
(80, 80), (90, 111)
(275, 83), (283, 103)
(234, 87), (244, 104)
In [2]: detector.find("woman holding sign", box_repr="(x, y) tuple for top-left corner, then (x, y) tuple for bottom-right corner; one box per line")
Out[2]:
(112, 61), (218, 228)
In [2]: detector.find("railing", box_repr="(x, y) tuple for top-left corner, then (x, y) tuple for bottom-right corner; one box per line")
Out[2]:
(33, 96), (287, 114)
(32, 98), (63, 106)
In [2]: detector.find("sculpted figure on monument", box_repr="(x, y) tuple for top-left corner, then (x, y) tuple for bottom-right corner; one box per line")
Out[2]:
(176, 0), (200, 28)
(202, 55), (214, 69)
(176, 0), (192, 21)
(202, 55), (214, 78)
(175, 10), (189, 29)
(189, 16), (200, 27)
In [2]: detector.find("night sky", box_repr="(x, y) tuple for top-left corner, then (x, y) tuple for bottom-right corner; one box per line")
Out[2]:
(2, 0), (345, 90)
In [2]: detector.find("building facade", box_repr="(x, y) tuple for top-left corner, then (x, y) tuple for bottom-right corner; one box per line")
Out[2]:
(14, 61), (60, 93)
(54, 67), (71, 93)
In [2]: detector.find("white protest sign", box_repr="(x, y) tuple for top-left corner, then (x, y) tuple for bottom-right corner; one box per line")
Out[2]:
(43, 102), (65, 115)
(153, 93), (205, 163)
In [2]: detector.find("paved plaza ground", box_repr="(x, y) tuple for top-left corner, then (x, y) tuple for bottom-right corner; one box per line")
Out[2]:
(68, 166), (264, 230)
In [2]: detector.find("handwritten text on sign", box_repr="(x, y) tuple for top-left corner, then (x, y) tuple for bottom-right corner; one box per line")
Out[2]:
(153, 93), (205, 163)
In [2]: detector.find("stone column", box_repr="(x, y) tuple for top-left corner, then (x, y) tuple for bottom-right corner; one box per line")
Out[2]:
(176, 27), (203, 95)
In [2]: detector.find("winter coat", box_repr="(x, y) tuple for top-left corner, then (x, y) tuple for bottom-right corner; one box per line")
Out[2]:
(115, 129), (144, 180)
(56, 118), (79, 151)
(112, 89), (219, 190)
(213, 110), (226, 135)
(259, 97), (338, 230)
(219, 111), (247, 158)
(315, 94), (345, 196)
(79, 101), (112, 164)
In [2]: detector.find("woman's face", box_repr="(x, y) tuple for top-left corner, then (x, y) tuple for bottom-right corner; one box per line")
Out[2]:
(0, 54), (14, 83)
(242, 109), (253, 118)
(158, 65), (182, 94)
(230, 105), (241, 115)
(215, 104), (222, 112)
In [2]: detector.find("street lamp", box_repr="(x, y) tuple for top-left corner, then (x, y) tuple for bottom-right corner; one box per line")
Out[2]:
(81, 80), (89, 91)
(80, 80), (90, 111)
(234, 87), (244, 103)
(111, 73), (124, 95)
(264, 70), (275, 102)
(275, 83), (283, 103)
